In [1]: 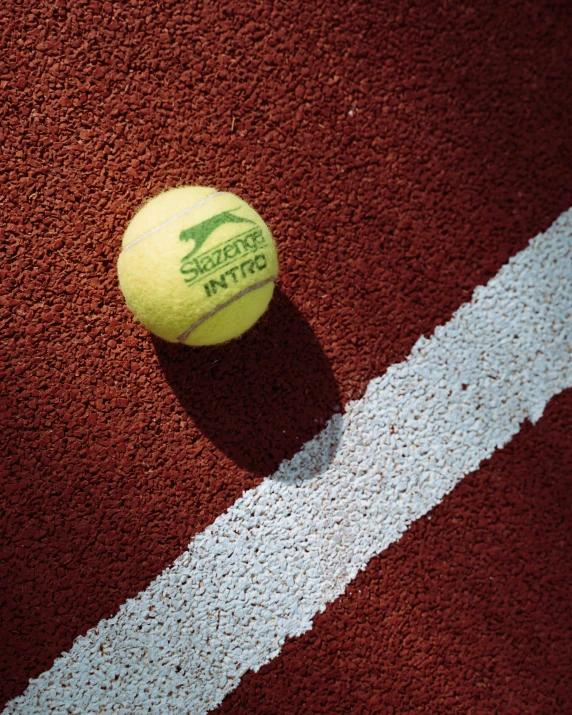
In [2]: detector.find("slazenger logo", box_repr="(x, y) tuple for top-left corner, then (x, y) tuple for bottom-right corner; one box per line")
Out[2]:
(179, 209), (269, 291)
(179, 208), (253, 257)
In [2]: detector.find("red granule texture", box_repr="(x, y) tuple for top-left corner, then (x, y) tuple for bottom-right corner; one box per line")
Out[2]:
(218, 389), (572, 715)
(1, 0), (571, 707)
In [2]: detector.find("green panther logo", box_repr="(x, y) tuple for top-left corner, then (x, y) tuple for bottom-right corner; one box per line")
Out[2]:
(179, 209), (254, 257)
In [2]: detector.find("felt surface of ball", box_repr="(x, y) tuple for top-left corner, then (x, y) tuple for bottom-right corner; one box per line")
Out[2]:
(117, 186), (279, 346)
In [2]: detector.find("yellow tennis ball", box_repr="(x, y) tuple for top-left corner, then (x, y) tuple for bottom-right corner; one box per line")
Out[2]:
(117, 186), (279, 346)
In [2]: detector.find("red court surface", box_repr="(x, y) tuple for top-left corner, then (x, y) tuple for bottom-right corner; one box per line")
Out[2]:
(218, 389), (572, 715)
(1, 0), (571, 711)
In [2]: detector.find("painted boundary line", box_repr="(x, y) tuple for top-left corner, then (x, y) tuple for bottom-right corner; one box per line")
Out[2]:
(5, 210), (572, 714)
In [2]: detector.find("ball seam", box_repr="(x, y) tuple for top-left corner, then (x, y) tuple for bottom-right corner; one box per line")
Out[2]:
(122, 190), (220, 251)
(177, 276), (276, 343)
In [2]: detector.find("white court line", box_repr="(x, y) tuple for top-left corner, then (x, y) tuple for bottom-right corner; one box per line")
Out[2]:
(5, 210), (572, 714)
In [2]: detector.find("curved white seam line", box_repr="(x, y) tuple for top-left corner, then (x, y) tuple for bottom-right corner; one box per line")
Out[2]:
(122, 190), (221, 251)
(177, 276), (276, 343)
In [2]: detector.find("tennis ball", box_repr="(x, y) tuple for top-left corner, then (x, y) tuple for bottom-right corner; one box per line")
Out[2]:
(117, 186), (279, 346)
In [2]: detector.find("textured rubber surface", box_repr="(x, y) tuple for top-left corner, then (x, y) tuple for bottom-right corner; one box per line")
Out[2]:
(1, 0), (571, 710)
(4, 216), (571, 714)
(220, 389), (572, 714)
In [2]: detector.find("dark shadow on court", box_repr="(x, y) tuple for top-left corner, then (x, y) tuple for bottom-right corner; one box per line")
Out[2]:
(153, 287), (342, 477)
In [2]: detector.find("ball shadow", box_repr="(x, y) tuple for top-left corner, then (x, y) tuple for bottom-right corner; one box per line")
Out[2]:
(153, 287), (342, 477)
